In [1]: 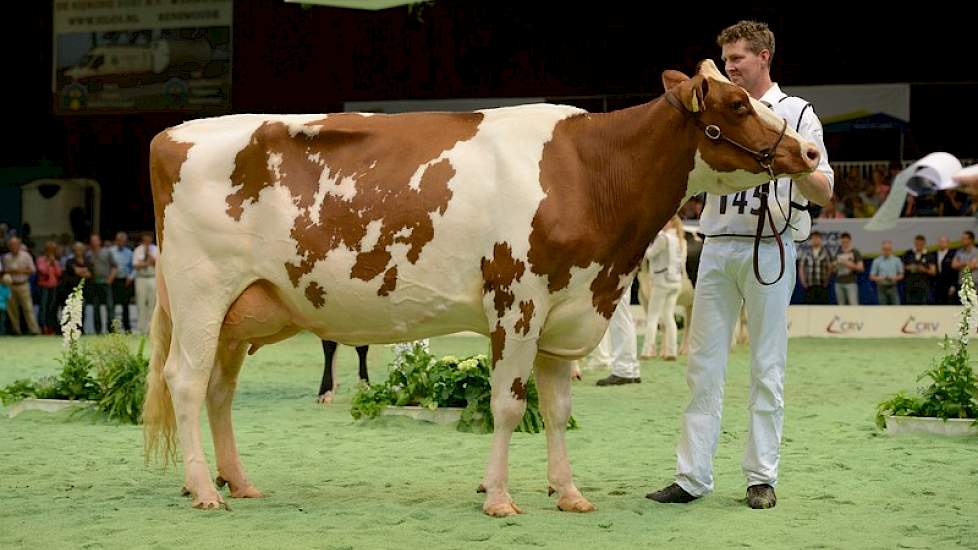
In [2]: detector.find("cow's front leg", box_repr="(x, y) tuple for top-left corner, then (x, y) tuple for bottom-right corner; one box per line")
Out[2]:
(535, 354), (595, 512)
(480, 323), (537, 517)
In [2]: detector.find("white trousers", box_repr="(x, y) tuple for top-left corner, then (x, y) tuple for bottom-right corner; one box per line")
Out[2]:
(607, 290), (640, 379)
(641, 283), (680, 357)
(675, 238), (795, 496)
(135, 277), (156, 335)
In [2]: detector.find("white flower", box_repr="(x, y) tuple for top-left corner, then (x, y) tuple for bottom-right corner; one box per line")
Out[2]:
(60, 280), (85, 350)
(457, 358), (479, 372)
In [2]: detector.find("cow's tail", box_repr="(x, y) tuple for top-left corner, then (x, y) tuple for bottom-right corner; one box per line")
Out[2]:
(142, 279), (176, 469)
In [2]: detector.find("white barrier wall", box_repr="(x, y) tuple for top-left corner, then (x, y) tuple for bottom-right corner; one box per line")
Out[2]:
(787, 306), (962, 338)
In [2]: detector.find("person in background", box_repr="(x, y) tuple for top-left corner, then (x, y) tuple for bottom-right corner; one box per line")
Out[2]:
(2, 236), (40, 335)
(35, 241), (64, 335)
(902, 235), (936, 305)
(870, 240), (904, 305)
(0, 274), (12, 336)
(109, 231), (134, 332)
(132, 231), (159, 334)
(832, 232), (864, 305)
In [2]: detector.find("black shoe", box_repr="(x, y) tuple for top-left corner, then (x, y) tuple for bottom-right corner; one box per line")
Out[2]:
(746, 484), (776, 509)
(596, 374), (640, 386)
(646, 483), (698, 503)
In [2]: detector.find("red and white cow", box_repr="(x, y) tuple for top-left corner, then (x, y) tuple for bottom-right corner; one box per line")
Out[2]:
(143, 60), (819, 516)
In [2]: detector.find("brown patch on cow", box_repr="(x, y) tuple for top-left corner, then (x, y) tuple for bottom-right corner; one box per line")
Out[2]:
(526, 101), (696, 318)
(149, 130), (193, 249)
(481, 242), (526, 318)
(490, 322), (506, 368)
(305, 282), (326, 308)
(378, 266), (397, 296)
(223, 113), (482, 289)
(510, 377), (528, 401)
(514, 300), (534, 336)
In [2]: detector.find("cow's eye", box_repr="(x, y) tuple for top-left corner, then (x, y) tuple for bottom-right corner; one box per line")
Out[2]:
(731, 100), (748, 114)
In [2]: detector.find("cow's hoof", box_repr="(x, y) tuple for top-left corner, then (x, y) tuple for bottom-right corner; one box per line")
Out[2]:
(316, 392), (334, 405)
(483, 500), (523, 517)
(476, 483), (486, 494)
(217, 476), (263, 498)
(192, 490), (228, 511)
(557, 495), (596, 513)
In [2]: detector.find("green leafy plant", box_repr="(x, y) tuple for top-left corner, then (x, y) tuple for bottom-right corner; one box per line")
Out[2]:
(876, 268), (978, 430)
(351, 341), (577, 433)
(0, 282), (149, 424)
(91, 326), (149, 424)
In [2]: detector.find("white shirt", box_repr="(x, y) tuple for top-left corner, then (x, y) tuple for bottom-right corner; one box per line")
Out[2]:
(646, 230), (685, 287)
(698, 83), (834, 240)
(133, 243), (159, 278)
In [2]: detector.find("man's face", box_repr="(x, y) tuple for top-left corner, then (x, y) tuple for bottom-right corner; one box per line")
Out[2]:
(882, 242), (893, 256)
(914, 238), (926, 252)
(141, 235), (153, 247)
(963, 233), (974, 248)
(90, 235), (101, 249)
(721, 39), (768, 91)
(939, 236), (950, 250)
(841, 236), (851, 249)
(8, 238), (20, 254)
(115, 232), (127, 247)
(811, 234), (822, 248)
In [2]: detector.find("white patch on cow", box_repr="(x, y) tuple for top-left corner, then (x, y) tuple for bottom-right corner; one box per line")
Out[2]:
(360, 219), (384, 252)
(285, 114), (336, 139)
(686, 150), (767, 200)
(329, 173), (358, 201)
(393, 227), (412, 241)
(268, 152), (284, 183)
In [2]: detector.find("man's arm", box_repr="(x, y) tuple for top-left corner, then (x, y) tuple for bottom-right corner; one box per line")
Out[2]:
(794, 109), (834, 206)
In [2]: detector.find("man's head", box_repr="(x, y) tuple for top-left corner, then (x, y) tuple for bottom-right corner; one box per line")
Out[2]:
(72, 242), (86, 257)
(939, 235), (950, 250)
(914, 235), (926, 252)
(44, 241), (57, 256)
(90, 233), (102, 249)
(963, 231), (975, 248)
(115, 231), (128, 247)
(717, 21), (774, 95)
(7, 236), (21, 254)
(840, 232), (852, 249)
(881, 240), (893, 256)
(810, 231), (822, 248)
(140, 232), (154, 247)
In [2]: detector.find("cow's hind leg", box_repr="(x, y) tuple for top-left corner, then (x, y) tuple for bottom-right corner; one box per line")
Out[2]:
(165, 335), (225, 510)
(535, 354), (595, 512)
(208, 339), (262, 498)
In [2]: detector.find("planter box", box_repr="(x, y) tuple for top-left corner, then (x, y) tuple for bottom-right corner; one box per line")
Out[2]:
(885, 415), (978, 436)
(381, 405), (466, 425)
(5, 398), (97, 418)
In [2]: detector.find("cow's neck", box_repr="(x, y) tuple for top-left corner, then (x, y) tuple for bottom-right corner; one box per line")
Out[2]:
(579, 97), (696, 244)
(528, 97), (698, 307)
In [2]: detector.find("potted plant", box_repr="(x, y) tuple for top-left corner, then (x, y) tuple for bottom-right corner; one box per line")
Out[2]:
(1, 281), (148, 424)
(875, 269), (978, 436)
(351, 341), (574, 433)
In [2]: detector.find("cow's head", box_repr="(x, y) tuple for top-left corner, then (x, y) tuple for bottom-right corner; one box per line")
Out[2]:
(662, 59), (820, 197)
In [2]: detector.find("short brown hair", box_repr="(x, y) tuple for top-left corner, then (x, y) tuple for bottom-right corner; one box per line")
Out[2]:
(717, 20), (775, 63)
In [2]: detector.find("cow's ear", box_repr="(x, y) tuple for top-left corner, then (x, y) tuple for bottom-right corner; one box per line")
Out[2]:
(663, 72), (707, 113)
